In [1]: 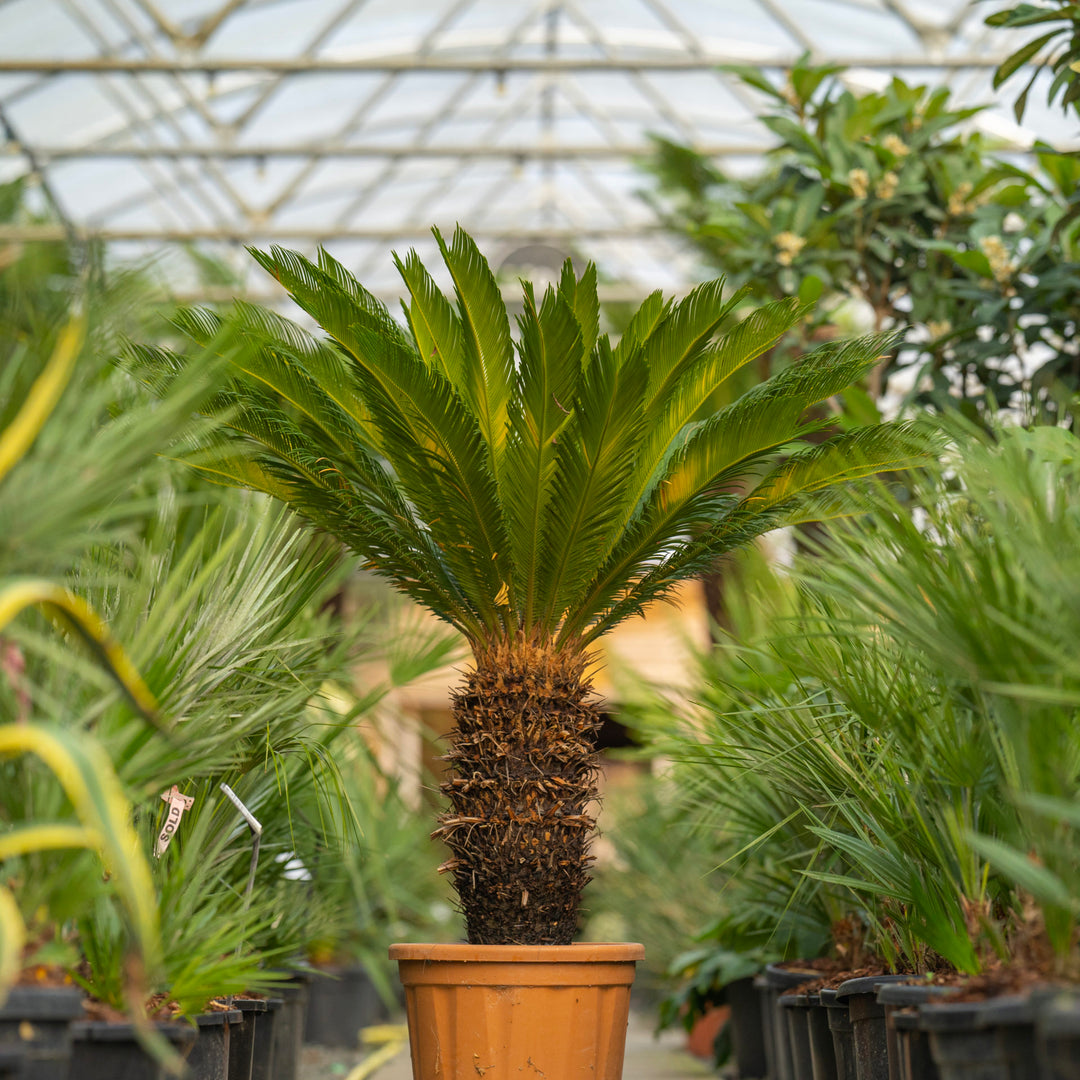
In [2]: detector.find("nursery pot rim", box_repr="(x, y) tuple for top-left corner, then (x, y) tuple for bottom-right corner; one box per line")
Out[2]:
(193, 1008), (243, 1027)
(835, 973), (912, 1000)
(229, 998), (268, 1014)
(876, 982), (959, 1006)
(0, 984), (85, 1020)
(389, 941), (645, 964)
(70, 1019), (197, 1043)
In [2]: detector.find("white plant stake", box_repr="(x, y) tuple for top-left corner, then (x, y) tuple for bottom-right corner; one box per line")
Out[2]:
(155, 785), (194, 858)
(219, 782), (262, 907)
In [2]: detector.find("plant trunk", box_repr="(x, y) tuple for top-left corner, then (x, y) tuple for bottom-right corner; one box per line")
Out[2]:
(434, 640), (601, 945)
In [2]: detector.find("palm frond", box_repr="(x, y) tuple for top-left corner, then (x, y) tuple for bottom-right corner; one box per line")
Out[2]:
(641, 277), (742, 408)
(558, 259), (600, 361)
(394, 247), (465, 384)
(620, 296), (806, 528)
(538, 338), (649, 631)
(742, 422), (937, 525)
(655, 331), (900, 517)
(433, 226), (514, 465)
(613, 289), (670, 365)
(502, 280), (585, 625)
(560, 332), (897, 643)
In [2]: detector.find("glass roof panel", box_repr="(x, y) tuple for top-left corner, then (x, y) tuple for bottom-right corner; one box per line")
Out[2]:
(0, 0), (1069, 300)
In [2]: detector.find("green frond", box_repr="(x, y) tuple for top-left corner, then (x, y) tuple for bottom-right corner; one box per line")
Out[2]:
(640, 276), (741, 408)
(576, 502), (787, 647)
(562, 333), (904, 645)
(654, 330), (899, 517)
(121, 342), (187, 395)
(248, 246), (414, 376)
(219, 379), (487, 633)
(178, 440), (294, 502)
(394, 247), (465, 384)
(152, 233), (927, 656)
(613, 289), (670, 365)
(163, 305), (377, 464)
(433, 226), (514, 465)
(538, 338), (649, 631)
(742, 422), (937, 524)
(502, 281), (585, 624)
(620, 296), (806, 529)
(336, 321), (509, 629)
(557, 260), (600, 361)
(170, 304), (224, 345)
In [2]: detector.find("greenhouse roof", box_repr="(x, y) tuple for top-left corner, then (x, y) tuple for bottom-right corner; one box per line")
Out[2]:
(0, 0), (1070, 299)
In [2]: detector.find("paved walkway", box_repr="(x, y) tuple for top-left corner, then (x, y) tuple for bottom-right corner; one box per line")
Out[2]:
(300, 1009), (714, 1079)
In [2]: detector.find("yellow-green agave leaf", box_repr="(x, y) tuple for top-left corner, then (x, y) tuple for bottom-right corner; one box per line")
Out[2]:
(0, 724), (162, 984)
(0, 579), (159, 722)
(0, 887), (25, 1007)
(0, 314), (84, 483)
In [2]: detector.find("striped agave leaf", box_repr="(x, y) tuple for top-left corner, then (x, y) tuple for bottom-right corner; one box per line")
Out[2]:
(0, 580), (159, 722)
(0, 723), (161, 1005)
(0, 315), (83, 483)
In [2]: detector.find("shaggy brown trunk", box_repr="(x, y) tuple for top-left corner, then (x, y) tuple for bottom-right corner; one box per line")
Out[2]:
(433, 640), (601, 945)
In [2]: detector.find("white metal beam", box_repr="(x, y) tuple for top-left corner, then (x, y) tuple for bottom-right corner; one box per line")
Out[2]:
(9, 142), (770, 160)
(0, 55), (1010, 73)
(0, 224), (665, 241)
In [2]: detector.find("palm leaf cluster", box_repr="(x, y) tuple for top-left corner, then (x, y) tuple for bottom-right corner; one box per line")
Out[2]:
(646, 420), (1080, 986)
(142, 227), (927, 944)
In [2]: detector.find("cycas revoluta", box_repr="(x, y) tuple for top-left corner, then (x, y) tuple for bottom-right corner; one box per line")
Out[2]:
(137, 227), (929, 945)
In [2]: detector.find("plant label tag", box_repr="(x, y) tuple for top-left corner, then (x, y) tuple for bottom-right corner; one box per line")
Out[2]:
(155, 784), (194, 858)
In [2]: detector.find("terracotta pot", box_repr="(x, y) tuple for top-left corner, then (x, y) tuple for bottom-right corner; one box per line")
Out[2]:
(685, 1003), (730, 1061)
(390, 942), (644, 1080)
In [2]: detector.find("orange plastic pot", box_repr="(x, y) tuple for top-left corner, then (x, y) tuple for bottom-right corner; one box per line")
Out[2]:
(389, 942), (645, 1080)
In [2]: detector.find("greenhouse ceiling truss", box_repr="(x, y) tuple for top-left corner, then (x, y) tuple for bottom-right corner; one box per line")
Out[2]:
(0, 0), (1050, 295)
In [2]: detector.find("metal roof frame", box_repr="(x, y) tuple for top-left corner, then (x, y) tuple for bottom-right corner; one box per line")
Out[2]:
(0, 0), (1054, 298)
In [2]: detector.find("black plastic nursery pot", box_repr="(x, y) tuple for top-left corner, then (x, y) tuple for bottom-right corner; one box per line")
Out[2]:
(226, 999), (267, 1080)
(760, 964), (823, 1080)
(876, 983), (959, 1080)
(805, 993), (838, 1080)
(0, 1045), (23, 1079)
(303, 964), (387, 1048)
(821, 988), (859, 1080)
(1036, 990), (1080, 1080)
(726, 975), (769, 1079)
(981, 997), (1038, 1080)
(186, 1009), (243, 1080)
(68, 1019), (196, 1080)
(754, 974), (776, 1079)
(835, 974), (912, 1080)
(270, 981), (308, 1080)
(0, 984), (85, 1080)
(917, 996), (1037, 1080)
(250, 998), (281, 1080)
(778, 993), (815, 1080)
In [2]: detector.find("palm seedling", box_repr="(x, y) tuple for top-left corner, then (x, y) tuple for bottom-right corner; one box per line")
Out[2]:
(142, 227), (928, 945)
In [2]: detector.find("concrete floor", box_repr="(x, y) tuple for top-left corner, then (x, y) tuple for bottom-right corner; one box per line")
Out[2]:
(299, 1008), (714, 1080)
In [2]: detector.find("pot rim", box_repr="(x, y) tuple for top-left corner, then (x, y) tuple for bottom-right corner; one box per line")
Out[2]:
(389, 942), (644, 963)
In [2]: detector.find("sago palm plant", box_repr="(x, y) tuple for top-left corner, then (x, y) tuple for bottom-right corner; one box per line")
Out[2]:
(140, 227), (927, 945)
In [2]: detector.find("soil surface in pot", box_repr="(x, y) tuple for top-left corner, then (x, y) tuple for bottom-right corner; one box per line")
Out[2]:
(784, 964), (918, 995)
(920, 968), (1069, 1002)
